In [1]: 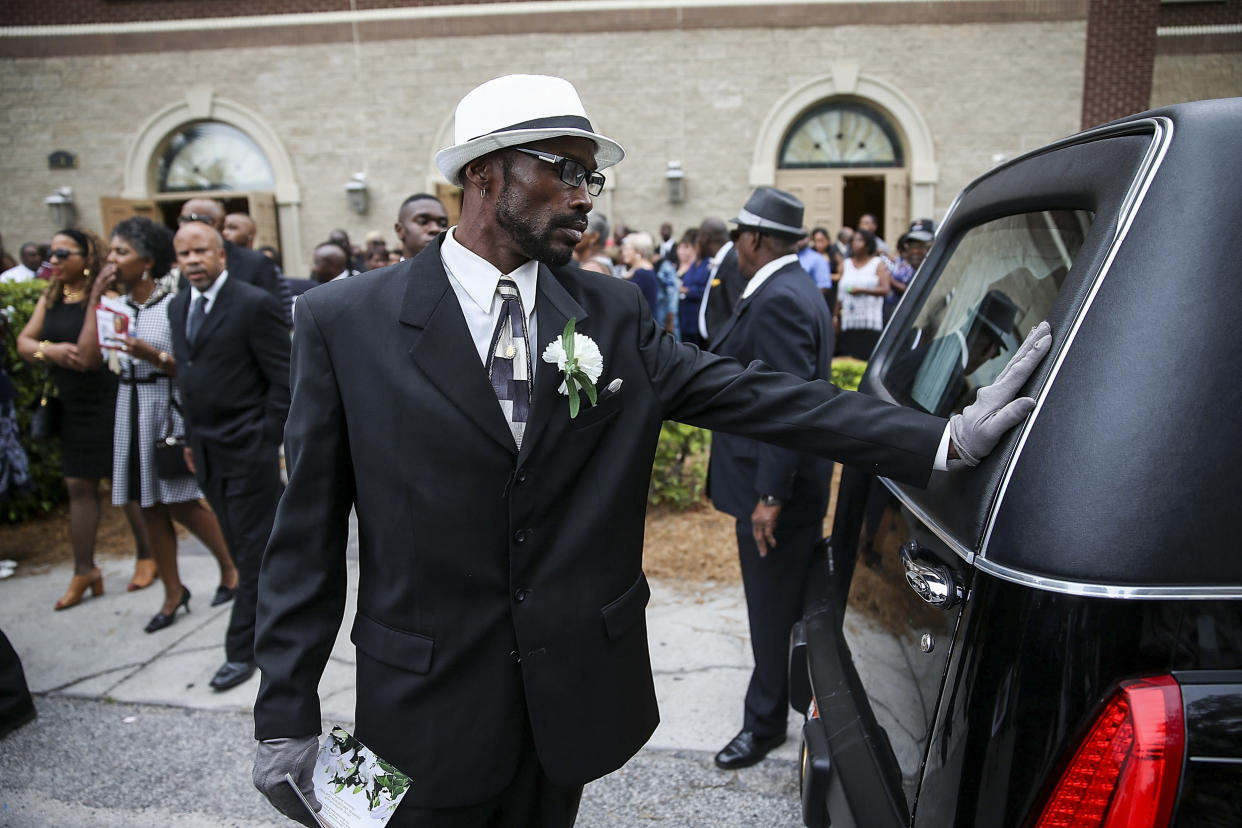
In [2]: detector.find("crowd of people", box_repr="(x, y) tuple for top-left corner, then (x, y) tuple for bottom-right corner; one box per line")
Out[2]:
(0, 75), (1054, 828)
(0, 194), (933, 687)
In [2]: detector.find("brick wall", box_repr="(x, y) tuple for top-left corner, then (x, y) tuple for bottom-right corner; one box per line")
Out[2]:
(0, 20), (1087, 270)
(1081, 0), (1161, 128)
(1, 0), (545, 27)
(1159, 0), (1242, 27)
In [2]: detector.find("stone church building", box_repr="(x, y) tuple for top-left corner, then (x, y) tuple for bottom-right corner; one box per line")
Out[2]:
(2, 0), (1238, 275)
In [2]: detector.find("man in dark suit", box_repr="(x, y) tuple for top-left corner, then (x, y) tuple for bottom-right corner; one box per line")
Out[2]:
(706, 188), (837, 769)
(178, 199), (289, 324)
(251, 75), (1050, 828)
(168, 222), (290, 692)
(695, 217), (747, 346)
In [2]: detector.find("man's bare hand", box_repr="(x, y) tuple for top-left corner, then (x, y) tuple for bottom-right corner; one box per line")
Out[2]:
(750, 501), (782, 557)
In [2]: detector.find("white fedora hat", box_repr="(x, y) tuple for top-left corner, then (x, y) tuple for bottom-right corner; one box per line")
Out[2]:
(435, 75), (625, 186)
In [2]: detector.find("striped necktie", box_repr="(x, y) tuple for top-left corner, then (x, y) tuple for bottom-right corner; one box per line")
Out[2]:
(487, 276), (532, 449)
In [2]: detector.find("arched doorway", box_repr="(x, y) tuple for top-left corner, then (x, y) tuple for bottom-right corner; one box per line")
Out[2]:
(110, 88), (306, 274)
(776, 100), (907, 244)
(750, 68), (938, 246)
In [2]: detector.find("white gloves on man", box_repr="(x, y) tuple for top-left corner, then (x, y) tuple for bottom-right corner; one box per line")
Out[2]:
(948, 320), (1052, 467)
(254, 735), (321, 827)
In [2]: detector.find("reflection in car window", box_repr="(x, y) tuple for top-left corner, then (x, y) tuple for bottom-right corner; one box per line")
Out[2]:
(882, 211), (1092, 417)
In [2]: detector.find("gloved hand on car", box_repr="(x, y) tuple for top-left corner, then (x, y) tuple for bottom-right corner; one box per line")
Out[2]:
(949, 320), (1052, 468)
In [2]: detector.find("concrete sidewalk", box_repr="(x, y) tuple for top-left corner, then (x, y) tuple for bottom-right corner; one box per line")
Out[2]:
(0, 525), (804, 823)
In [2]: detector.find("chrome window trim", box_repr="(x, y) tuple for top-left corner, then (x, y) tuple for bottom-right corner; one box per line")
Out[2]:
(877, 118), (1238, 599)
(972, 556), (1242, 600)
(879, 475), (976, 565)
(981, 117), (1174, 561)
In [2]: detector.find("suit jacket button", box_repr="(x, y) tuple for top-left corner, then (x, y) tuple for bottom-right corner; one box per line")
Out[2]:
(514, 529), (528, 544)
(515, 469), (528, 485)
(514, 588), (529, 603)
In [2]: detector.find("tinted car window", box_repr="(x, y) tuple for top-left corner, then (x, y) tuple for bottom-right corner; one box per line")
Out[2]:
(881, 210), (1092, 417)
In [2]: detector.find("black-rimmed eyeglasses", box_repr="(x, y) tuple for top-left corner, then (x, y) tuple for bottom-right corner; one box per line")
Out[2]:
(511, 148), (606, 196)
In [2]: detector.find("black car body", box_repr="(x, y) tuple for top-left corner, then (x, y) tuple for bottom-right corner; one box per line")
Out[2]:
(794, 98), (1242, 828)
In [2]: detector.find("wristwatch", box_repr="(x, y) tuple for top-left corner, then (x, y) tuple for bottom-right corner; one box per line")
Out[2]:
(157, 351), (171, 365)
(759, 494), (783, 506)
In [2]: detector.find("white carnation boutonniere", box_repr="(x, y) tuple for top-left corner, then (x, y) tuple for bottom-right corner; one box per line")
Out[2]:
(541, 317), (603, 418)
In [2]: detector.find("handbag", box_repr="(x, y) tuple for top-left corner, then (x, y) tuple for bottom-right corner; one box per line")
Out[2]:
(154, 386), (192, 480)
(30, 385), (61, 441)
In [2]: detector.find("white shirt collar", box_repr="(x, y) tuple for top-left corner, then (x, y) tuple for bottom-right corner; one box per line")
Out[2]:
(741, 254), (799, 299)
(190, 269), (229, 310)
(440, 227), (539, 316)
(710, 240), (734, 269)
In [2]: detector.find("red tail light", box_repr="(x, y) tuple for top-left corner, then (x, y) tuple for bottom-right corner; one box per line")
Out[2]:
(1034, 675), (1184, 828)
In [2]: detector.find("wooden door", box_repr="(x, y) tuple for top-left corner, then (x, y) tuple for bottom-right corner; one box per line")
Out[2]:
(99, 197), (160, 234)
(436, 184), (463, 227)
(885, 173), (910, 247)
(774, 169), (843, 234)
(245, 192), (279, 250)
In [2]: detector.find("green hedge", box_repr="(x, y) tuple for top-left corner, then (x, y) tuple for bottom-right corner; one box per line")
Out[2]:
(1, 280), (66, 523)
(647, 357), (868, 510)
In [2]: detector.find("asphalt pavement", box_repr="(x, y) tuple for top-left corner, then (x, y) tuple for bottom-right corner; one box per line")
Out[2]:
(0, 520), (804, 827)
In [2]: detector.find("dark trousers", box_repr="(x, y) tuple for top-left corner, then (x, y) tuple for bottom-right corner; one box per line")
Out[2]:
(0, 628), (35, 739)
(198, 446), (283, 664)
(736, 519), (825, 738)
(388, 715), (582, 828)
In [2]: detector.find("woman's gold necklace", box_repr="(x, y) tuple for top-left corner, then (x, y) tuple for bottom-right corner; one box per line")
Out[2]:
(62, 285), (86, 303)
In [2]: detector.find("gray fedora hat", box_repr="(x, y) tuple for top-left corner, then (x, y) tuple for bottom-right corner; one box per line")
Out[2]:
(729, 187), (807, 239)
(435, 75), (625, 187)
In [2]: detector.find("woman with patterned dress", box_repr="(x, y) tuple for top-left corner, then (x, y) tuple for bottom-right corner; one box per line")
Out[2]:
(16, 228), (153, 610)
(835, 229), (892, 360)
(78, 217), (238, 634)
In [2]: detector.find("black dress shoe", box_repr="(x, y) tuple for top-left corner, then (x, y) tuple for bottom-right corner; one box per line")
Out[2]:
(144, 586), (191, 633)
(209, 660), (256, 691)
(714, 729), (787, 769)
(210, 585), (236, 607)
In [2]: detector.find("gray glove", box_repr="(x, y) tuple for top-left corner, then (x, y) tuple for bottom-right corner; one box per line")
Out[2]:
(948, 320), (1052, 468)
(254, 735), (322, 827)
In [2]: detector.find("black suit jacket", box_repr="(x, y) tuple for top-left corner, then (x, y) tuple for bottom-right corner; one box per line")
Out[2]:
(707, 260), (836, 526)
(167, 276), (291, 476)
(701, 245), (746, 344)
(252, 236), (945, 809)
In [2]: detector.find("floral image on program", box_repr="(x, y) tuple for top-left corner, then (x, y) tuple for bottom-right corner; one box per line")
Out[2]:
(316, 726), (411, 825)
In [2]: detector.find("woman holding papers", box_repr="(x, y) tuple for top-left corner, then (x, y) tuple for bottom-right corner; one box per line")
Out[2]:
(16, 228), (152, 610)
(77, 217), (238, 633)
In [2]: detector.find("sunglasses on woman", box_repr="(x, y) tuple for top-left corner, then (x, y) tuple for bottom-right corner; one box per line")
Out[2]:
(48, 248), (83, 260)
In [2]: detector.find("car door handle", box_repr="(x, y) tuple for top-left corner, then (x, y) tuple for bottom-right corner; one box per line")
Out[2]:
(900, 541), (964, 609)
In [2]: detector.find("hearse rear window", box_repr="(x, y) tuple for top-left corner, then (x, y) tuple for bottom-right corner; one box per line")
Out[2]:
(882, 210), (1092, 417)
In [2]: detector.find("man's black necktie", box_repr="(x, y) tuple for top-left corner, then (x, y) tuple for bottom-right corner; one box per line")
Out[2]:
(186, 295), (208, 345)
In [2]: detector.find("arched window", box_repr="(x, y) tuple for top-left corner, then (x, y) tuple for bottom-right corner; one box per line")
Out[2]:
(779, 101), (904, 169)
(155, 122), (275, 192)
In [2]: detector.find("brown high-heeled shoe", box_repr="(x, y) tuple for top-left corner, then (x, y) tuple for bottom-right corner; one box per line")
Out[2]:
(127, 558), (158, 592)
(54, 568), (104, 610)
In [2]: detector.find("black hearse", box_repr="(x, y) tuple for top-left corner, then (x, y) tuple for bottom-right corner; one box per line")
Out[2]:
(793, 98), (1242, 828)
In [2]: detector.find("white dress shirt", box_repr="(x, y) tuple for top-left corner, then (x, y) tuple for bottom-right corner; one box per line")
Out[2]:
(188, 269), (229, 320)
(440, 228), (540, 375)
(697, 240), (734, 340)
(740, 254), (799, 300)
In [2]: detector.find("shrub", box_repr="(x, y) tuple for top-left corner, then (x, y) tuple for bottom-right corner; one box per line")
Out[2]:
(0, 280), (66, 523)
(648, 358), (868, 511)
(648, 421), (710, 509)
(831, 357), (867, 392)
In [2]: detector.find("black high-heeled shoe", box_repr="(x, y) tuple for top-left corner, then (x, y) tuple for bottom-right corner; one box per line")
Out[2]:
(144, 586), (191, 633)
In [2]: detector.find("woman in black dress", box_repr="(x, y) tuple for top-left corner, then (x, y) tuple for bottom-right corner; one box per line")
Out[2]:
(17, 228), (152, 610)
